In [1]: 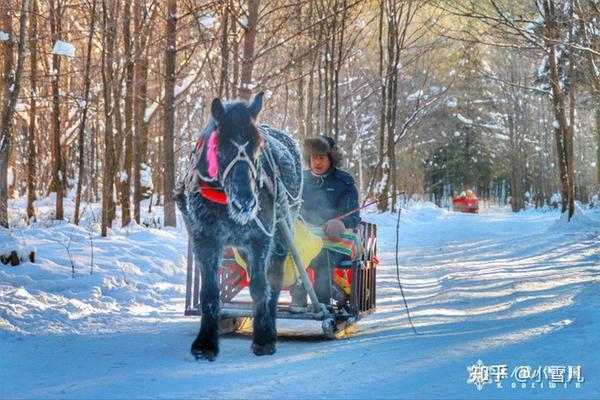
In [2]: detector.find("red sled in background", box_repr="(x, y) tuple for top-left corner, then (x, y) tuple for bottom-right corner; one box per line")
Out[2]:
(452, 189), (479, 213)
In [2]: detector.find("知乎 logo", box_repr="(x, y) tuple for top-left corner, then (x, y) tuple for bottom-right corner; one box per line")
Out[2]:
(467, 360), (491, 391)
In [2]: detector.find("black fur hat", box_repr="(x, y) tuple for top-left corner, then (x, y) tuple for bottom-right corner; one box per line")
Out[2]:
(303, 135), (343, 168)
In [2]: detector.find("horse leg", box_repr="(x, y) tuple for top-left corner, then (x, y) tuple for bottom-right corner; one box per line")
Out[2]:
(190, 234), (222, 361)
(266, 252), (285, 325)
(248, 241), (277, 356)
(267, 236), (287, 319)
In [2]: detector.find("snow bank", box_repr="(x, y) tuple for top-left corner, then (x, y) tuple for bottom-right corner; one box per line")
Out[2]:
(0, 231), (36, 261)
(551, 202), (600, 232)
(400, 201), (449, 223)
(362, 201), (451, 235)
(0, 221), (186, 335)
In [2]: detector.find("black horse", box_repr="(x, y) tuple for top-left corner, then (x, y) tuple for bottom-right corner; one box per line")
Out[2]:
(176, 93), (303, 360)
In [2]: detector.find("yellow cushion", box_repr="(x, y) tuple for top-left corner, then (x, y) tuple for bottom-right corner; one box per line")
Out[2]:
(233, 219), (323, 288)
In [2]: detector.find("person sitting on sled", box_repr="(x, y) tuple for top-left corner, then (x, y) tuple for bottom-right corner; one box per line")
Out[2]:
(291, 135), (361, 308)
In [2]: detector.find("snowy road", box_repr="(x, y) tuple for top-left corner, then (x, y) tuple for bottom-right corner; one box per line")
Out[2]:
(1, 204), (599, 399)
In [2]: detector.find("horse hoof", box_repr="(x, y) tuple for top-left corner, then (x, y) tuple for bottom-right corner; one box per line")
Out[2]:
(252, 342), (276, 356)
(191, 347), (217, 361)
(191, 341), (218, 361)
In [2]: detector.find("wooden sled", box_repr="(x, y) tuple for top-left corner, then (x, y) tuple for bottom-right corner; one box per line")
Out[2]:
(184, 222), (378, 339)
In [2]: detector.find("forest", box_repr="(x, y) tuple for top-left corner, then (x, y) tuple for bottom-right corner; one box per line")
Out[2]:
(1, 0), (599, 234)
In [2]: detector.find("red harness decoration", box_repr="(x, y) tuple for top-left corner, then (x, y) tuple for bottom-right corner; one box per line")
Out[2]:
(194, 135), (229, 205)
(197, 180), (228, 204)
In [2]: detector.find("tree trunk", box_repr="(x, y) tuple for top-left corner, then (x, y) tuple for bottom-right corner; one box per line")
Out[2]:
(333, 0), (347, 142)
(596, 108), (600, 188)
(510, 161), (522, 212)
(239, 0), (259, 101)
(0, 2), (12, 102)
(0, 0), (30, 228)
(304, 1), (315, 137)
(305, 64), (315, 137)
(27, 0), (38, 221)
(231, 9), (240, 98)
(111, 2), (125, 217)
(323, 33), (330, 135)
(566, 18), (576, 219)
(121, 0), (134, 227)
(378, 0), (402, 212)
(376, 0), (387, 211)
(316, 54), (322, 136)
(163, 0), (177, 227)
(544, 1), (569, 215)
(133, 0), (150, 224)
(218, 2), (229, 98)
(386, 3), (401, 212)
(112, 87), (125, 218)
(74, 0), (97, 226)
(92, 117), (99, 202)
(49, 0), (64, 221)
(0, 2), (14, 224)
(295, 3), (306, 139)
(101, 0), (117, 237)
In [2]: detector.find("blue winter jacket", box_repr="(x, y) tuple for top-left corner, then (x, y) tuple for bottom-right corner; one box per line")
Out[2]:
(300, 168), (361, 229)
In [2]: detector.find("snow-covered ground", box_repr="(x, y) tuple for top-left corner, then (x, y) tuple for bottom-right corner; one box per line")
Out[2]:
(1, 198), (599, 399)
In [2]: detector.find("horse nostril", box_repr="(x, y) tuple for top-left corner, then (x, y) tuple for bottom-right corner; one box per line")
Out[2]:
(232, 199), (243, 211)
(232, 198), (256, 213)
(243, 198), (256, 212)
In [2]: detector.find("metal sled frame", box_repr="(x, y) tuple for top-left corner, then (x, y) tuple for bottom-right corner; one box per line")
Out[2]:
(184, 222), (377, 338)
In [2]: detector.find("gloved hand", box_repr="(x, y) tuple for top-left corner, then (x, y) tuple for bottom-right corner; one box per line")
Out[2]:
(324, 219), (345, 241)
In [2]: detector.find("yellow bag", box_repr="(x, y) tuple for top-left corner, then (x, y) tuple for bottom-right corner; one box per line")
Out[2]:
(233, 219), (323, 288)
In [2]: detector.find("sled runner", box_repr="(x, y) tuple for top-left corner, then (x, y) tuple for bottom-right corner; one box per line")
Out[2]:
(184, 221), (377, 338)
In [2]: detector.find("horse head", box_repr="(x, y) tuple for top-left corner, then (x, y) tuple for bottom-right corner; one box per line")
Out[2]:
(207, 93), (265, 225)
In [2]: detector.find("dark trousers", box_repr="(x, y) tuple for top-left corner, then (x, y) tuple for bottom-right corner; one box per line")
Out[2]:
(290, 249), (348, 305)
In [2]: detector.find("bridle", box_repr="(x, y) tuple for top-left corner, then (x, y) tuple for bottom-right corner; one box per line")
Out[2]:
(216, 127), (280, 237)
(182, 123), (295, 238)
(191, 124), (263, 185)
(221, 138), (261, 184)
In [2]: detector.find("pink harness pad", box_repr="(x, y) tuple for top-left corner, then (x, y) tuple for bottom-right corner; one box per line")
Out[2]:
(207, 130), (219, 178)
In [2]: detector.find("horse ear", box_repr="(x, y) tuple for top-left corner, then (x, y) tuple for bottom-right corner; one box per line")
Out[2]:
(211, 98), (225, 122)
(248, 92), (264, 119)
